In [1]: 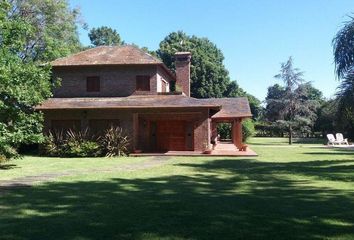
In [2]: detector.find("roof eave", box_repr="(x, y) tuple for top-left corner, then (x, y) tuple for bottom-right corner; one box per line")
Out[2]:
(36, 105), (221, 111)
(51, 63), (161, 67)
(211, 114), (253, 120)
(157, 63), (176, 81)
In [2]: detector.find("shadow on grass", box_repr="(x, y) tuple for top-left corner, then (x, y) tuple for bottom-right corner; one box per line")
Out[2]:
(0, 164), (18, 170)
(305, 147), (354, 156)
(0, 158), (354, 240)
(250, 138), (325, 146)
(305, 152), (354, 156)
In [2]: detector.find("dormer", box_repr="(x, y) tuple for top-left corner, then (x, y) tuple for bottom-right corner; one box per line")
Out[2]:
(50, 45), (176, 97)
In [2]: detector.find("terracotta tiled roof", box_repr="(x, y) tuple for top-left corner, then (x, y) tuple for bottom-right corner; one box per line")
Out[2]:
(36, 95), (219, 110)
(203, 97), (252, 119)
(51, 45), (162, 66)
(36, 95), (252, 118)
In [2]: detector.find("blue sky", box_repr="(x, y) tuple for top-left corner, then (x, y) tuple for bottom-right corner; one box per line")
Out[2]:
(70, 0), (354, 101)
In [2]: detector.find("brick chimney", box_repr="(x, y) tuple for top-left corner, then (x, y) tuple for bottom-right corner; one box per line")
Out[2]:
(175, 52), (191, 96)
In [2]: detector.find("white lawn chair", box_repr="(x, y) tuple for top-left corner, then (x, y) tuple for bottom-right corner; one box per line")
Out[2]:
(327, 134), (340, 145)
(336, 133), (349, 145)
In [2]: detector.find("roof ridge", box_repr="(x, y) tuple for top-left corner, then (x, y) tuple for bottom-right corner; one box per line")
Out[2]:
(123, 44), (162, 63)
(50, 46), (105, 64)
(50, 44), (164, 66)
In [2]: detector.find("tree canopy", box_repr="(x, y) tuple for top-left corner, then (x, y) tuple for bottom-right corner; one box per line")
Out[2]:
(157, 31), (230, 98)
(265, 57), (319, 144)
(265, 84), (285, 122)
(333, 16), (354, 139)
(89, 26), (122, 46)
(333, 16), (354, 79)
(0, 0), (53, 160)
(0, 0), (81, 160)
(225, 81), (262, 120)
(7, 0), (83, 62)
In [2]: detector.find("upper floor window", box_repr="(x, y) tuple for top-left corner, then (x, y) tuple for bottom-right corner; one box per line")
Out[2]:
(87, 76), (100, 92)
(136, 75), (150, 91)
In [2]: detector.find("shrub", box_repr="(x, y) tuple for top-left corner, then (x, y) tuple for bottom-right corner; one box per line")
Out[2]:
(100, 126), (130, 157)
(242, 119), (255, 142)
(0, 155), (6, 164)
(64, 139), (101, 157)
(217, 123), (232, 140)
(42, 128), (102, 157)
(63, 128), (102, 157)
(0, 144), (19, 162)
(42, 130), (65, 157)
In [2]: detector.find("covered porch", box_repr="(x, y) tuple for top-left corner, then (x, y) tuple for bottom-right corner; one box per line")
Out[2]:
(132, 108), (210, 153)
(211, 118), (244, 151)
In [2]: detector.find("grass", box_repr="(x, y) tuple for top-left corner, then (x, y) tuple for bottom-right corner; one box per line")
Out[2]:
(0, 137), (353, 240)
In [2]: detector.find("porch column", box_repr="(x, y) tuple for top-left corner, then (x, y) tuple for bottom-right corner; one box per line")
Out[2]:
(207, 118), (211, 146)
(211, 121), (218, 145)
(232, 118), (243, 149)
(133, 113), (139, 151)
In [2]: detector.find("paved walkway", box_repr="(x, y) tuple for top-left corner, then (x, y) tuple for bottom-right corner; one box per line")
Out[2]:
(0, 156), (171, 193)
(131, 142), (258, 157)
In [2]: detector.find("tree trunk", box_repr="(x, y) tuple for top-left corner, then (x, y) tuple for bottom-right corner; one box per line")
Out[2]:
(289, 125), (293, 145)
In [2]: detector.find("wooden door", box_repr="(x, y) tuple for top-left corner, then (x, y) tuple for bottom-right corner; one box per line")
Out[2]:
(156, 120), (186, 151)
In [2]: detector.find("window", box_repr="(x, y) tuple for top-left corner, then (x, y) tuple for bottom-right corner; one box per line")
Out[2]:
(86, 76), (100, 92)
(136, 75), (150, 91)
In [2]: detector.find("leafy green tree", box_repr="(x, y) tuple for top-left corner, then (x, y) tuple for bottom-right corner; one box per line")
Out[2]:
(301, 82), (324, 102)
(157, 31), (230, 98)
(265, 84), (285, 121)
(89, 26), (122, 46)
(0, 0), (52, 161)
(7, 0), (83, 62)
(266, 57), (318, 144)
(314, 99), (339, 136)
(225, 81), (262, 120)
(157, 31), (262, 127)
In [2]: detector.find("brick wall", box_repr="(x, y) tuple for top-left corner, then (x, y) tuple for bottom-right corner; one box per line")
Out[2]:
(175, 52), (191, 97)
(52, 65), (169, 97)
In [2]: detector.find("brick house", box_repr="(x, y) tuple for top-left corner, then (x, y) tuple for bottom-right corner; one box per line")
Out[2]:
(36, 45), (252, 154)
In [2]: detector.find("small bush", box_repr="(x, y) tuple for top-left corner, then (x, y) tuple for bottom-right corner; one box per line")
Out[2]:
(242, 119), (255, 142)
(217, 123), (232, 140)
(42, 127), (130, 158)
(0, 144), (19, 162)
(63, 129), (102, 157)
(42, 130), (65, 156)
(64, 139), (101, 157)
(100, 126), (130, 157)
(42, 128), (102, 157)
(0, 155), (6, 164)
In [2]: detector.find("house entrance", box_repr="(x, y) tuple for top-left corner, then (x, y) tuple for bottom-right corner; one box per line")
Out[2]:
(152, 120), (193, 151)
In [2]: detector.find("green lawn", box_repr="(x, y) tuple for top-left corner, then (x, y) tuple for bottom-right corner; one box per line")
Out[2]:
(0, 138), (353, 240)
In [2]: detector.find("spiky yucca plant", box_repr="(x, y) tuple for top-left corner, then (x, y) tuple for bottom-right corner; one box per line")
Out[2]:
(64, 128), (101, 157)
(43, 129), (65, 156)
(100, 126), (130, 157)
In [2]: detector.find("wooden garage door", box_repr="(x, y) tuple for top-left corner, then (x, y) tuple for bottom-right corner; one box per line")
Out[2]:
(156, 120), (186, 151)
